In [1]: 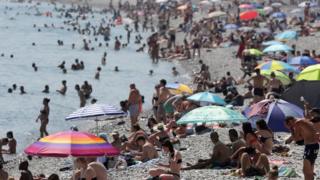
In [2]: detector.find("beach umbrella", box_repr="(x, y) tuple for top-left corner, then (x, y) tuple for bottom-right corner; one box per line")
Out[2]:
(290, 8), (303, 14)
(282, 80), (320, 108)
(288, 56), (318, 66)
(245, 48), (263, 56)
(224, 24), (239, 30)
(199, 0), (212, 5)
(262, 40), (283, 46)
(166, 82), (193, 95)
(239, 26), (254, 32)
(260, 70), (291, 85)
(298, 1), (318, 8)
(243, 99), (304, 132)
(271, 12), (286, 19)
(65, 104), (126, 121)
(156, 0), (168, 3)
(240, 10), (259, 21)
(271, 2), (282, 7)
(252, 2), (263, 9)
(256, 9), (265, 16)
(208, 11), (227, 18)
(263, 44), (293, 53)
(296, 64), (320, 81)
(256, 60), (300, 73)
(122, 18), (133, 24)
(177, 106), (247, 124)
(24, 131), (120, 157)
(239, 4), (254, 9)
(275, 30), (298, 41)
(256, 28), (271, 34)
(187, 92), (226, 105)
(263, 6), (273, 14)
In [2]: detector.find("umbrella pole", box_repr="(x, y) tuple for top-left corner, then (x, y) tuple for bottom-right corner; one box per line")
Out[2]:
(95, 119), (99, 135)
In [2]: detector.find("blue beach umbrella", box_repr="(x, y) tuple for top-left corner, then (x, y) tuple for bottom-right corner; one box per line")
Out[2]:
(288, 56), (318, 66)
(263, 44), (293, 53)
(243, 99), (304, 132)
(262, 40), (283, 46)
(275, 30), (298, 41)
(224, 24), (239, 30)
(271, 12), (287, 19)
(187, 92), (226, 105)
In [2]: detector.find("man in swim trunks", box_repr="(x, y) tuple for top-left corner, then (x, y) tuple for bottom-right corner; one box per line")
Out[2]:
(157, 79), (171, 123)
(128, 84), (141, 131)
(285, 116), (319, 180)
(247, 69), (269, 104)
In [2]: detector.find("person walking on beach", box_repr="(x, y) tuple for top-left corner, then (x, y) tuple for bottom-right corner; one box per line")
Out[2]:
(285, 116), (319, 180)
(75, 84), (86, 107)
(36, 98), (50, 138)
(128, 83), (141, 131)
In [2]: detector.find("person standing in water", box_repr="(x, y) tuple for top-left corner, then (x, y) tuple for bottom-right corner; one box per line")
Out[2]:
(75, 84), (86, 107)
(36, 98), (50, 138)
(127, 83), (141, 131)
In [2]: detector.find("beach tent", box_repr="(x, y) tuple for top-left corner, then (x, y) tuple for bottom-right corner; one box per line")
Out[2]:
(243, 99), (304, 132)
(281, 80), (320, 108)
(296, 64), (320, 80)
(24, 131), (119, 157)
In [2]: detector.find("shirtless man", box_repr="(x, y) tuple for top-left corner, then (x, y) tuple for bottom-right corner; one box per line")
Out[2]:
(5, 131), (16, 154)
(128, 84), (141, 131)
(57, 80), (67, 95)
(75, 84), (86, 107)
(267, 72), (282, 94)
(81, 81), (92, 99)
(247, 69), (269, 104)
(157, 79), (171, 123)
(285, 116), (319, 180)
(183, 131), (231, 170)
(133, 136), (158, 162)
(86, 158), (108, 180)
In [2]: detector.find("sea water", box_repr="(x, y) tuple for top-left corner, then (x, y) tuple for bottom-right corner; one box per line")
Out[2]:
(0, 1), (188, 152)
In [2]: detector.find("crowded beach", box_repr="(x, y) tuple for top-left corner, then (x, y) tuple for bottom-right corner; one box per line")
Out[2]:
(1, 0), (320, 179)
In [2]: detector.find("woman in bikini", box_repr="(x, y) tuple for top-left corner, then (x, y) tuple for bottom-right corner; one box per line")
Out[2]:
(255, 120), (273, 155)
(148, 140), (182, 180)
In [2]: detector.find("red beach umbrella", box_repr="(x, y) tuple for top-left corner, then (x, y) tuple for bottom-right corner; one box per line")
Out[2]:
(240, 10), (259, 20)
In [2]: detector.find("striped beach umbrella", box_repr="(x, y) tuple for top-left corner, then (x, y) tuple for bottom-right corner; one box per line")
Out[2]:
(24, 131), (120, 157)
(256, 60), (300, 73)
(65, 104), (126, 121)
(177, 106), (247, 124)
(243, 99), (304, 132)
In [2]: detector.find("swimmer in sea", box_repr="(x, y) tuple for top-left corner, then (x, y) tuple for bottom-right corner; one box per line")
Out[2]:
(95, 67), (101, 80)
(32, 63), (38, 72)
(42, 85), (49, 93)
(20, 86), (26, 94)
(114, 66), (119, 72)
(57, 80), (67, 95)
(172, 67), (179, 76)
(149, 70), (154, 75)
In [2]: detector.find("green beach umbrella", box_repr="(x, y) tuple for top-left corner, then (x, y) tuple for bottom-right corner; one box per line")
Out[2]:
(261, 70), (291, 85)
(246, 48), (263, 56)
(177, 106), (247, 124)
(256, 8), (265, 15)
(296, 64), (320, 81)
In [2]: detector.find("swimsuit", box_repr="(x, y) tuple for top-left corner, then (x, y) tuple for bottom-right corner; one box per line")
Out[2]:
(303, 143), (319, 165)
(253, 88), (264, 97)
(296, 140), (304, 146)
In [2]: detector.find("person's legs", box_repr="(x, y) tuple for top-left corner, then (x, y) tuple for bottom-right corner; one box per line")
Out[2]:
(149, 168), (166, 177)
(240, 153), (252, 174)
(256, 154), (270, 174)
(182, 160), (211, 170)
(303, 159), (314, 180)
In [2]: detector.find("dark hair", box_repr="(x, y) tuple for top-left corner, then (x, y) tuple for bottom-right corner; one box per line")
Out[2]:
(135, 136), (146, 142)
(256, 119), (272, 133)
(160, 79), (167, 86)
(162, 140), (174, 158)
(229, 129), (238, 138)
(19, 160), (29, 170)
(147, 117), (157, 129)
(210, 131), (218, 140)
(132, 124), (141, 132)
(6, 131), (13, 138)
(242, 122), (256, 139)
(285, 116), (295, 124)
(48, 174), (60, 180)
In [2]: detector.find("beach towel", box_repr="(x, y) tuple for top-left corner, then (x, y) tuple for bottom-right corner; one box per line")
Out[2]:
(278, 166), (298, 177)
